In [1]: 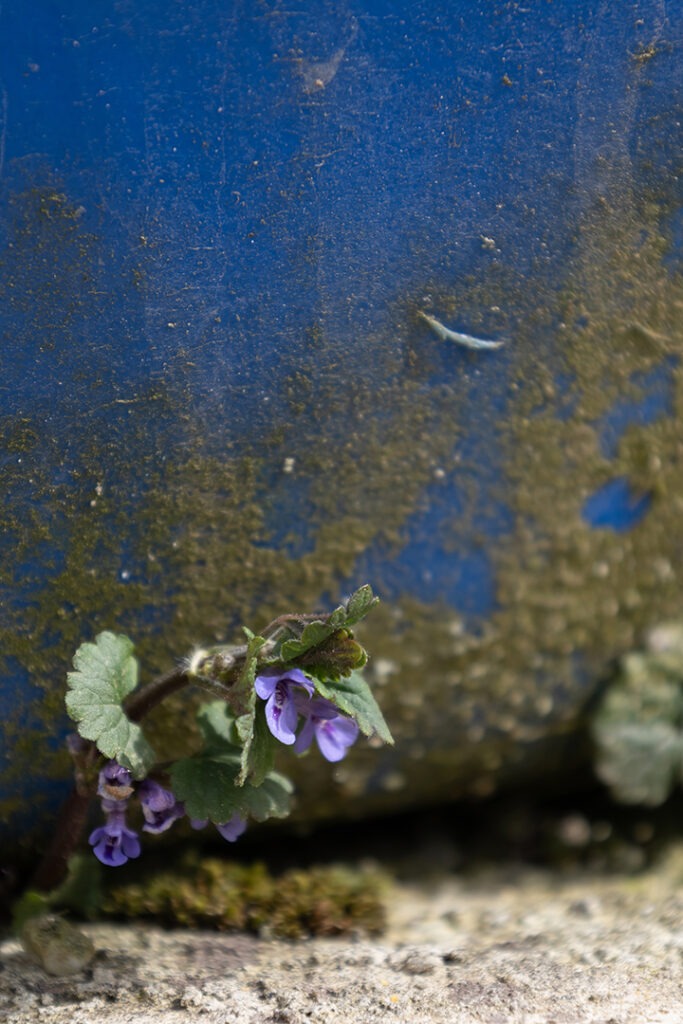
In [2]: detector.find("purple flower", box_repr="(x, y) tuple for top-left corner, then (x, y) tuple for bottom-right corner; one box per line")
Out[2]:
(254, 668), (314, 745)
(97, 760), (134, 801)
(215, 816), (248, 842)
(138, 779), (185, 834)
(293, 698), (359, 763)
(88, 801), (141, 867)
(190, 814), (247, 843)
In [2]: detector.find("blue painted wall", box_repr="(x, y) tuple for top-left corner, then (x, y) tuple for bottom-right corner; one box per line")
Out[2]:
(1, 1), (681, 836)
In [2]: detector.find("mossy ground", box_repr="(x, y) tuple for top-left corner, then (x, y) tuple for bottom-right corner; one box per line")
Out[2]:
(101, 854), (386, 939)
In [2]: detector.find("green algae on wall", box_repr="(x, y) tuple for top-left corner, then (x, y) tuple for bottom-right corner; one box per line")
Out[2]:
(2, 156), (683, 847)
(0, 182), (476, 838)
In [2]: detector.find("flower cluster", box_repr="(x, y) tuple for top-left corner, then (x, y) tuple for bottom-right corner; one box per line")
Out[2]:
(59, 587), (389, 886)
(87, 671), (359, 867)
(88, 761), (245, 867)
(254, 668), (359, 762)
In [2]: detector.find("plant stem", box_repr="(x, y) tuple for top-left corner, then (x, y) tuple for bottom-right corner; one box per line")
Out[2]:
(125, 665), (190, 722)
(263, 612), (322, 635)
(31, 665), (192, 893)
(30, 785), (94, 893)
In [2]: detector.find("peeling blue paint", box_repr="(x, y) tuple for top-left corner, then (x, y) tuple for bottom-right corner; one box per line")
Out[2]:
(596, 357), (678, 458)
(581, 477), (652, 532)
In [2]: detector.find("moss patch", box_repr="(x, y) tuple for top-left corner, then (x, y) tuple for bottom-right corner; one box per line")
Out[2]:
(102, 854), (386, 939)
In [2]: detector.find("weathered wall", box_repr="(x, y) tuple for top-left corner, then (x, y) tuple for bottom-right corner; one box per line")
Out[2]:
(1, 1), (681, 847)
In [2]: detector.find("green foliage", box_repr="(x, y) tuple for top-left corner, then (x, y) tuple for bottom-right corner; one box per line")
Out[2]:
(233, 630), (270, 784)
(65, 631), (155, 778)
(172, 702), (289, 821)
(593, 720), (683, 806)
(12, 856), (103, 932)
(279, 620), (335, 662)
(170, 751), (293, 823)
(55, 584), (390, 891)
(236, 701), (277, 787)
(50, 854), (104, 921)
(592, 624), (683, 805)
(195, 699), (241, 753)
(313, 670), (394, 744)
(289, 629), (368, 680)
(11, 890), (52, 933)
(231, 628), (267, 716)
(343, 584), (381, 626)
(193, 699), (277, 789)
(171, 697), (294, 819)
(278, 585), (378, 667)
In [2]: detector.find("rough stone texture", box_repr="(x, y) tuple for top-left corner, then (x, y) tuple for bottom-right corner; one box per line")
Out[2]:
(4, 849), (683, 1023)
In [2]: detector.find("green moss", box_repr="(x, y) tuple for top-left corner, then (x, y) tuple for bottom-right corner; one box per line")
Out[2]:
(102, 854), (386, 938)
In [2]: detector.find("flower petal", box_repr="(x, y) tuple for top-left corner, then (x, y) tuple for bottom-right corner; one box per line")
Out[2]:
(215, 816), (247, 842)
(265, 688), (299, 744)
(293, 715), (315, 754)
(258, 671), (315, 744)
(315, 716), (359, 763)
(97, 760), (134, 801)
(139, 779), (185, 833)
(254, 674), (278, 700)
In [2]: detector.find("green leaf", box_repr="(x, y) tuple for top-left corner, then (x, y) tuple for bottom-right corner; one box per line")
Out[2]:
(12, 891), (52, 934)
(280, 620), (335, 662)
(236, 701), (277, 787)
(193, 700), (276, 790)
(289, 629), (368, 680)
(51, 854), (104, 921)
(226, 631), (268, 783)
(278, 589), (378, 667)
(65, 632), (155, 779)
(170, 754), (293, 823)
(343, 584), (380, 626)
(12, 857), (104, 932)
(591, 644), (683, 806)
(195, 701), (241, 756)
(593, 720), (683, 806)
(312, 670), (394, 744)
(228, 629), (266, 717)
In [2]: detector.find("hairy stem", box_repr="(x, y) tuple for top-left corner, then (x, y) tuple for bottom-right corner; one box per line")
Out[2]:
(125, 665), (190, 722)
(262, 612), (322, 635)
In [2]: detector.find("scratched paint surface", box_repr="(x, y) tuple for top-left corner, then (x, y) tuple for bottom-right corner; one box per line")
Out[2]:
(0, 1), (682, 847)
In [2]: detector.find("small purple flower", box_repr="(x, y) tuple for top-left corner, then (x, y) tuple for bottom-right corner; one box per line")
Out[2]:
(190, 814), (247, 843)
(97, 760), (134, 801)
(254, 668), (314, 745)
(89, 801), (141, 867)
(215, 816), (248, 842)
(293, 698), (359, 762)
(138, 779), (185, 834)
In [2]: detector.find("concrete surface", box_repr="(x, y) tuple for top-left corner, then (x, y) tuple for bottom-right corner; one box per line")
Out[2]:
(3, 849), (683, 1023)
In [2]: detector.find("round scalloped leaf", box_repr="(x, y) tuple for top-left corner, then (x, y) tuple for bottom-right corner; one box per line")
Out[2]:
(170, 754), (293, 823)
(65, 631), (156, 779)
